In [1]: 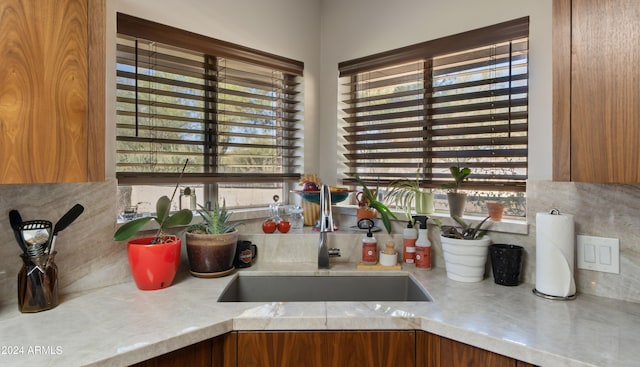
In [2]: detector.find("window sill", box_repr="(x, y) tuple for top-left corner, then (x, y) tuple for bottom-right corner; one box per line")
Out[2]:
(115, 207), (274, 234)
(332, 205), (529, 235)
(116, 205), (528, 236)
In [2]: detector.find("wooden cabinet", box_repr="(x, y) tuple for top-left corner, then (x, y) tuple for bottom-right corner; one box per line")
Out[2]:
(129, 334), (234, 367)
(553, 0), (640, 182)
(129, 339), (213, 367)
(235, 330), (415, 367)
(131, 330), (537, 367)
(0, 0), (104, 184)
(417, 331), (536, 367)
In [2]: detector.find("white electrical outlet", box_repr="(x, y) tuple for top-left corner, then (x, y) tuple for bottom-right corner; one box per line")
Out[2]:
(576, 235), (620, 274)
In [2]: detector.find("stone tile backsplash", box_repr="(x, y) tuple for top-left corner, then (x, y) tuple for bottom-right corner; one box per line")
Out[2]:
(526, 180), (640, 302)
(0, 179), (638, 307)
(0, 179), (129, 308)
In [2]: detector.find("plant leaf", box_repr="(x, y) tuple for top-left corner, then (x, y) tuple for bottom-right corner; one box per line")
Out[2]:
(163, 209), (193, 229)
(156, 196), (171, 224)
(354, 175), (376, 203)
(471, 216), (491, 239)
(113, 216), (154, 241)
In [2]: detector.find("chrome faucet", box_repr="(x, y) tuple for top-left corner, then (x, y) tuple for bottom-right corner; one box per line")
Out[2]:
(318, 184), (334, 268)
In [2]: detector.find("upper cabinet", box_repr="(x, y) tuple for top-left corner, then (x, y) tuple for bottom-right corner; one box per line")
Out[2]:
(0, 0), (104, 184)
(553, 0), (640, 182)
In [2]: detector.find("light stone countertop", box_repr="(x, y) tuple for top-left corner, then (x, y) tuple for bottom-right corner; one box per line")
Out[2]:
(0, 262), (639, 367)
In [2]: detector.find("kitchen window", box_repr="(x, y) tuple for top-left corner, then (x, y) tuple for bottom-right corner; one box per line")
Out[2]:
(338, 17), (529, 217)
(115, 14), (303, 212)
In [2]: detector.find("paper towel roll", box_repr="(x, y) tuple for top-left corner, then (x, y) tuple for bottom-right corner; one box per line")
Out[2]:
(535, 211), (576, 298)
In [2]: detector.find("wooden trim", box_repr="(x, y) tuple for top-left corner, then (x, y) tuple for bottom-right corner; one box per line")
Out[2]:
(552, 0), (572, 181)
(116, 172), (301, 185)
(339, 17), (529, 76)
(117, 13), (303, 76)
(87, 0), (106, 181)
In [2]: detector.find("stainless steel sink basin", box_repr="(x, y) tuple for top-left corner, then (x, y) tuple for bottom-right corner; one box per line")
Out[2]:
(217, 274), (432, 302)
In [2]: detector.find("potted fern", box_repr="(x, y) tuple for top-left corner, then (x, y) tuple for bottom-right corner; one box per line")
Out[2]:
(113, 196), (193, 290)
(434, 216), (492, 283)
(442, 164), (471, 217)
(185, 200), (242, 277)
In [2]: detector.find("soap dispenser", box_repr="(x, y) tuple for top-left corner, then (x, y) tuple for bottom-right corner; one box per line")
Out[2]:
(402, 219), (418, 264)
(413, 216), (431, 269)
(359, 218), (377, 265)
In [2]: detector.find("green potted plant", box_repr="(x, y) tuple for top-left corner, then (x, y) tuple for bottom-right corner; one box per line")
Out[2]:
(442, 164), (471, 217)
(384, 170), (434, 220)
(434, 216), (492, 283)
(113, 196), (193, 290)
(354, 175), (397, 234)
(185, 199), (242, 277)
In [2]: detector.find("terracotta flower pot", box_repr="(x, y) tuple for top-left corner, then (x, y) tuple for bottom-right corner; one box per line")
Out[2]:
(356, 207), (377, 221)
(127, 237), (181, 290)
(186, 229), (239, 277)
(486, 202), (505, 221)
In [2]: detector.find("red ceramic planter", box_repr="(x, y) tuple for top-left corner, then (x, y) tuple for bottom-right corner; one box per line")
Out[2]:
(127, 237), (181, 290)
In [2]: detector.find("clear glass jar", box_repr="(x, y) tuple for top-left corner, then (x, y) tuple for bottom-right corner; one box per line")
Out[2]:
(288, 205), (304, 229)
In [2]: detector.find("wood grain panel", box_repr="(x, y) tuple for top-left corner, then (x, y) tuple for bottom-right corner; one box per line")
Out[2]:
(570, 0), (640, 182)
(439, 336), (515, 367)
(129, 339), (213, 367)
(552, 0), (572, 181)
(329, 331), (415, 367)
(516, 360), (537, 367)
(213, 332), (237, 367)
(236, 331), (326, 367)
(0, 0), (89, 183)
(416, 331), (439, 367)
(87, 0), (105, 182)
(237, 330), (414, 367)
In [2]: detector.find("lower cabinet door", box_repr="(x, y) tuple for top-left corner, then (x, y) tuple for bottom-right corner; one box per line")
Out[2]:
(417, 331), (537, 367)
(129, 339), (212, 367)
(439, 336), (514, 367)
(236, 330), (415, 367)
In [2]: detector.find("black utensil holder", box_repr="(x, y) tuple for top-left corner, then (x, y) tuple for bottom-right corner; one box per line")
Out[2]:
(489, 244), (523, 286)
(18, 252), (59, 313)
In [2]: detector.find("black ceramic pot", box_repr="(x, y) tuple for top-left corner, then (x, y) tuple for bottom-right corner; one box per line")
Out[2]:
(489, 244), (523, 286)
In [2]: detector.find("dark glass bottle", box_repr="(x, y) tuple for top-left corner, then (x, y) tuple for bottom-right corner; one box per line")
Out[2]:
(18, 252), (59, 313)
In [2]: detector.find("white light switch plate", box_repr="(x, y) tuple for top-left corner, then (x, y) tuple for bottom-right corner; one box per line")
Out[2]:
(576, 235), (620, 274)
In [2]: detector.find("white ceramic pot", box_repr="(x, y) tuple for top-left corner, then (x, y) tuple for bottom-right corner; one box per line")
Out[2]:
(440, 235), (491, 282)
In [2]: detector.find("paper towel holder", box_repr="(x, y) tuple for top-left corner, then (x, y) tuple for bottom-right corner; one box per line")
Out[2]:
(533, 207), (577, 301)
(532, 288), (576, 300)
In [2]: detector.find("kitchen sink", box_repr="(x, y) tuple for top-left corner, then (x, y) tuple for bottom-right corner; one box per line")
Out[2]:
(217, 274), (432, 302)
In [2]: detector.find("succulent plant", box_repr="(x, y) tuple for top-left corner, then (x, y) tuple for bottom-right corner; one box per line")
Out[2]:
(187, 199), (242, 234)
